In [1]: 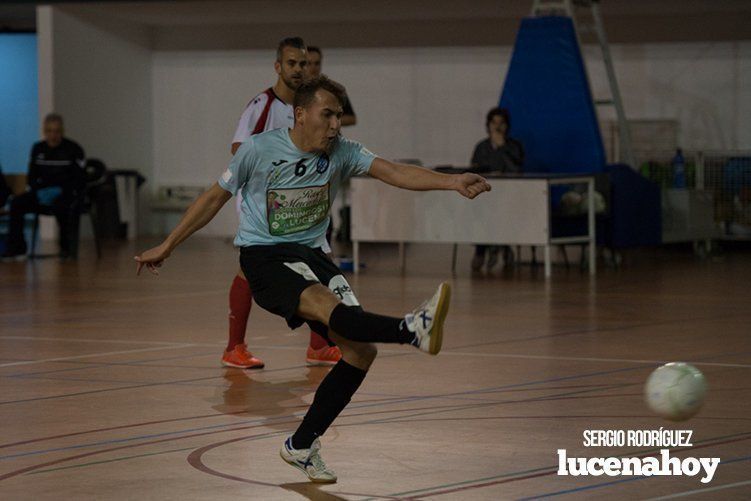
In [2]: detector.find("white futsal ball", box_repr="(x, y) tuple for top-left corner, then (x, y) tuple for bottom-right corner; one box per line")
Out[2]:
(644, 363), (707, 421)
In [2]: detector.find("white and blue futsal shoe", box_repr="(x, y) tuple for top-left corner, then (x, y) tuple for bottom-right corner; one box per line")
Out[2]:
(406, 282), (451, 355)
(280, 436), (337, 483)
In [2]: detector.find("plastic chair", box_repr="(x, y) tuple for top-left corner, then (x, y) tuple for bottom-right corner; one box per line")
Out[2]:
(29, 159), (107, 259)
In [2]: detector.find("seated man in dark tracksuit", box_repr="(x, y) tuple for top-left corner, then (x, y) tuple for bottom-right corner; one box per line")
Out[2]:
(2, 113), (85, 259)
(470, 107), (524, 272)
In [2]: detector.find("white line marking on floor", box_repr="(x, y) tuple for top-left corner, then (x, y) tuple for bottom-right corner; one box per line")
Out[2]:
(0, 345), (197, 368)
(0, 336), (305, 351)
(107, 290), (227, 303)
(0, 336), (188, 346)
(438, 351), (751, 368)
(1, 336), (747, 368)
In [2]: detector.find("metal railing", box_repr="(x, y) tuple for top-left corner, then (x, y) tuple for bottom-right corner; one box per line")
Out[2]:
(639, 150), (751, 239)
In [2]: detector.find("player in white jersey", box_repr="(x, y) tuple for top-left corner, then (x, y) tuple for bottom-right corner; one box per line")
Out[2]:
(230, 39), (298, 155)
(135, 75), (490, 483)
(223, 37), (342, 369)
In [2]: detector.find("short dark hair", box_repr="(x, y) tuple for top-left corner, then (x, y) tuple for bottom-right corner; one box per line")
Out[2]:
(307, 46), (322, 57)
(294, 74), (346, 110)
(486, 107), (510, 130)
(44, 112), (64, 126)
(276, 37), (306, 62)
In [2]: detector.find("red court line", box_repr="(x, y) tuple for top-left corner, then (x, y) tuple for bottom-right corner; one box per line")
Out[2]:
(0, 411), (248, 450)
(3, 382), (748, 497)
(0, 353), (413, 406)
(182, 386), (664, 495)
(0, 386), (621, 482)
(0, 379), (634, 452)
(0, 377), (661, 465)
(4, 359), (743, 490)
(186, 435), (281, 488)
(0, 421), (293, 482)
(0, 398), (511, 480)
(186, 435), (403, 500)
(0, 395), (396, 451)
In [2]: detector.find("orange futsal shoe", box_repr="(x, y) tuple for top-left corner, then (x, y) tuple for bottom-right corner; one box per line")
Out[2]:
(222, 343), (265, 369)
(306, 345), (342, 366)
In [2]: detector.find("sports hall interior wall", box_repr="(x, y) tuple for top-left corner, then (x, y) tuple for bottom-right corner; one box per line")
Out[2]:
(35, 3), (751, 238)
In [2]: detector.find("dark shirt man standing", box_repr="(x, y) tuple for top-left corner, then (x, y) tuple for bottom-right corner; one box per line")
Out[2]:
(2, 113), (85, 259)
(305, 46), (356, 127)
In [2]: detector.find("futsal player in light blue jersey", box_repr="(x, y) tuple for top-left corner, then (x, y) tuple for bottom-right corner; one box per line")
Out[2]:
(135, 75), (491, 483)
(221, 125), (374, 249)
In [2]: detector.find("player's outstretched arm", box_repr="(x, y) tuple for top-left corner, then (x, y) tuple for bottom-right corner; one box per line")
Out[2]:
(134, 183), (232, 275)
(368, 158), (491, 199)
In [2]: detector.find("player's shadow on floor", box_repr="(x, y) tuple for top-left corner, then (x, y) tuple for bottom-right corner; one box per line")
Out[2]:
(279, 482), (347, 501)
(211, 367), (329, 431)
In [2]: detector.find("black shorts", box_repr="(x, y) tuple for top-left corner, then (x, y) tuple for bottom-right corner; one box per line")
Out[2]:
(239, 243), (361, 334)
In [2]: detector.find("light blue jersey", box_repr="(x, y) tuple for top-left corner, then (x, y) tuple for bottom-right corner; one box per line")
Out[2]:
(218, 128), (376, 248)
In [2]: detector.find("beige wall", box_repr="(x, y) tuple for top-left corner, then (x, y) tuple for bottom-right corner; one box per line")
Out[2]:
(47, 7), (153, 177)
(37, 2), (751, 237)
(37, 6), (154, 238)
(150, 41), (751, 237)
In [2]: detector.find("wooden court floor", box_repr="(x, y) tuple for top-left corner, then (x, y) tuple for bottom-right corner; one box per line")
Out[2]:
(0, 238), (749, 500)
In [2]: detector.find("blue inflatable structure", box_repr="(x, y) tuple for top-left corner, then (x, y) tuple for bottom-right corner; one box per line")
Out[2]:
(500, 16), (605, 174)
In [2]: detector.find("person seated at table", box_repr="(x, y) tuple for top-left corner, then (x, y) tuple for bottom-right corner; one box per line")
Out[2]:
(2, 113), (85, 260)
(470, 107), (524, 272)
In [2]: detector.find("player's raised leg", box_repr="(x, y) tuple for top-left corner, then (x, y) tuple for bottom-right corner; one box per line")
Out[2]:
(298, 281), (451, 354)
(280, 281), (450, 482)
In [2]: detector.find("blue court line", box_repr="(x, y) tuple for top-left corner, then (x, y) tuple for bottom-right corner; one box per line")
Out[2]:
(3, 386), (637, 487)
(2, 349), (414, 380)
(4, 313), (746, 491)
(349, 385), (629, 430)
(6, 378), (748, 498)
(366, 348), (751, 499)
(0, 360), (329, 406)
(20, 387), (640, 482)
(3, 371), (635, 400)
(0, 350), (222, 378)
(6, 357), (636, 409)
(0, 344), (318, 378)
(6, 374), (229, 387)
(26, 394), (598, 476)
(26, 446), (196, 475)
(5, 316), (751, 382)
(448, 312), (739, 351)
(3, 349), (744, 465)
(0, 353), (415, 405)
(0, 374), (227, 406)
(0, 411), (299, 461)
(4, 311), (718, 378)
(516, 454), (751, 500)
(380, 432), (751, 500)
(0, 365), (645, 461)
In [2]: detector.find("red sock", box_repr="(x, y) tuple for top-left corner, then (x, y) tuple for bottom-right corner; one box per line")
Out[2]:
(309, 331), (329, 350)
(227, 275), (252, 351)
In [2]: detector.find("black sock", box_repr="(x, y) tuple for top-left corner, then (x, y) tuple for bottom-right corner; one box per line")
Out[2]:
(291, 360), (368, 449)
(328, 304), (415, 344)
